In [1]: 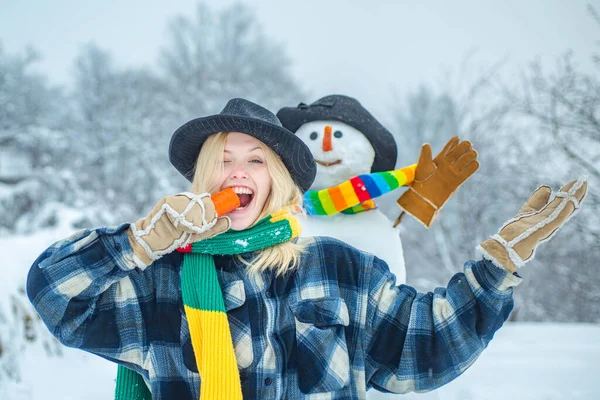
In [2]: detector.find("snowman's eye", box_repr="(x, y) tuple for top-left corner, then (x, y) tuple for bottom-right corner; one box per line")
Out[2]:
(334, 130), (343, 138)
(310, 132), (318, 140)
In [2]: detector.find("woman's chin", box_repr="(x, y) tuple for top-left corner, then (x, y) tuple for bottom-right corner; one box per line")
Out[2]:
(227, 197), (268, 231)
(228, 211), (257, 231)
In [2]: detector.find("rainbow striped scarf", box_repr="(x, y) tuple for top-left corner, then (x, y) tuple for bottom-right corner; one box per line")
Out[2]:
(115, 209), (301, 400)
(303, 164), (416, 216)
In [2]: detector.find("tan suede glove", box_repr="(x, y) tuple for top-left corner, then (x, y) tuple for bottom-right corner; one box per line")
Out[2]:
(478, 177), (588, 273)
(396, 136), (479, 227)
(126, 190), (239, 267)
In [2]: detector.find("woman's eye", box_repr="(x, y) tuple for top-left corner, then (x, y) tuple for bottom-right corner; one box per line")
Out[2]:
(250, 159), (263, 164)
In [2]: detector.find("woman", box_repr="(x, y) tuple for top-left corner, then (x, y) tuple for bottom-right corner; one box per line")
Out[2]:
(27, 98), (587, 399)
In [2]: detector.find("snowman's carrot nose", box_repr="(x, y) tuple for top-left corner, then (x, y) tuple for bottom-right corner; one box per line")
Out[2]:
(322, 125), (333, 152)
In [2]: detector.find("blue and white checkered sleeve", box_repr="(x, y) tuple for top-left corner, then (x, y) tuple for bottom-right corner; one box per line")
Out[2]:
(26, 223), (154, 374)
(364, 257), (522, 394)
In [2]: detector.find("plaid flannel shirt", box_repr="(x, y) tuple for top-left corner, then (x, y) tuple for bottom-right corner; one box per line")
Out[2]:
(27, 224), (521, 399)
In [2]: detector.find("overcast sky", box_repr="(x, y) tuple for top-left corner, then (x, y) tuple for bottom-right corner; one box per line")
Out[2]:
(0, 0), (597, 118)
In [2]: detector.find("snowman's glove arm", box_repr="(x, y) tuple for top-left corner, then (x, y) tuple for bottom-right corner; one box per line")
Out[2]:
(304, 165), (416, 216)
(395, 136), (479, 228)
(340, 199), (377, 214)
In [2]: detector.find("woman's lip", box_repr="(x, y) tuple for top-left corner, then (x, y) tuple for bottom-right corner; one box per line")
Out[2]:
(230, 202), (251, 213)
(315, 159), (342, 167)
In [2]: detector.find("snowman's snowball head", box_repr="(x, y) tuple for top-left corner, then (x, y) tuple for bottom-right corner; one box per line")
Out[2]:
(295, 120), (375, 190)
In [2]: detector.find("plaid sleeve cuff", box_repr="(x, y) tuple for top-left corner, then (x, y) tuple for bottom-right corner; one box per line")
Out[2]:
(469, 258), (523, 293)
(99, 224), (144, 271)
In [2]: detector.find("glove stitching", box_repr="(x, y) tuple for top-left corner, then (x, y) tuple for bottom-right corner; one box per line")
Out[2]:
(176, 192), (213, 230)
(491, 177), (587, 268)
(131, 192), (219, 262)
(477, 244), (512, 272)
(508, 179), (584, 247)
(414, 164), (437, 183)
(524, 178), (587, 265)
(408, 187), (439, 210)
(490, 234), (525, 268)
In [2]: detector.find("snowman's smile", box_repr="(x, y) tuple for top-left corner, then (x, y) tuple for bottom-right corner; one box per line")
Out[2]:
(315, 159), (342, 167)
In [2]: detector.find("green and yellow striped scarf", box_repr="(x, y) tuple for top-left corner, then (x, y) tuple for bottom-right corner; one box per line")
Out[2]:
(115, 209), (301, 400)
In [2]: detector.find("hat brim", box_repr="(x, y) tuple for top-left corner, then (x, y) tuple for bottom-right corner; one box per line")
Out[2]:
(169, 114), (317, 192)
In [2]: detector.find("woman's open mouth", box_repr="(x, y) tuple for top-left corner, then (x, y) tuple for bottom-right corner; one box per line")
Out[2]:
(231, 186), (255, 211)
(315, 159), (342, 167)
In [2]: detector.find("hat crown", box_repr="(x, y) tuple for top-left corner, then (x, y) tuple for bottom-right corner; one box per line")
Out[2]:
(309, 95), (352, 109)
(170, 98), (316, 192)
(221, 98), (282, 127)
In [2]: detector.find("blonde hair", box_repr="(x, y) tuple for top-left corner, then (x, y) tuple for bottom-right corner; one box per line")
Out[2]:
(191, 132), (306, 277)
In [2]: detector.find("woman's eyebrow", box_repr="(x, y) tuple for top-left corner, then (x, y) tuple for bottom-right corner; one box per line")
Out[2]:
(223, 147), (262, 153)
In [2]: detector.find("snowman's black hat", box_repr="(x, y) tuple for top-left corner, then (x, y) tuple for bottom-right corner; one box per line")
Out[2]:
(276, 95), (397, 172)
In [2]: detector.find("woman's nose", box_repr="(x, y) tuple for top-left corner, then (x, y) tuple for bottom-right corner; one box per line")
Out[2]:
(229, 162), (249, 179)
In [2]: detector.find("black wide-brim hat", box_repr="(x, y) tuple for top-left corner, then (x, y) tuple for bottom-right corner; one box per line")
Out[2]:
(277, 95), (397, 173)
(169, 98), (317, 192)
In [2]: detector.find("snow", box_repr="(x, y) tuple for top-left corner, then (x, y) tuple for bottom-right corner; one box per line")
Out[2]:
(0, 206), (117, 400)
(2, 214), (599, 399)
(369, 323), (600, 400)
(235, 239), (249, 247)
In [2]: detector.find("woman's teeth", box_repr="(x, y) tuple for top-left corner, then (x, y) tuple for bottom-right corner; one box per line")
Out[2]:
(232, 187), (254, 195)
(231, 187), (254, 210)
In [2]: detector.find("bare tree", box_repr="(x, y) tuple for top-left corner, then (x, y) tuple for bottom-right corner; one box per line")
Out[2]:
(495, 5), (600, 322)
(159, 2), (305, 120)
(383, 63), (517, 290)
(70, 44), (180, 225)
(386, 47), (600, 322)
(501, 55), (600, 241)
(0, 43), (74, 232)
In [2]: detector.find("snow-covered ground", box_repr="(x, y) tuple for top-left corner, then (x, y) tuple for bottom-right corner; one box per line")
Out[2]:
(2, 218), (599, 399)
(371, 322), (600, 400)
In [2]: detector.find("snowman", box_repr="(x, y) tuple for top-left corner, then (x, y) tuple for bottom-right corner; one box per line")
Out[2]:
(278, 95), (477, 399)
(277, 95), (479, 286)
(277, 95), (411, 283)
